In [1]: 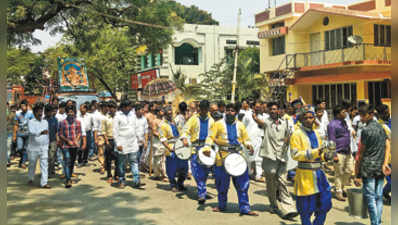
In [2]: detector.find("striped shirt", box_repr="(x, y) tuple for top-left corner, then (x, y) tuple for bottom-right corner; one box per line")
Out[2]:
(58, 119), (82, 149)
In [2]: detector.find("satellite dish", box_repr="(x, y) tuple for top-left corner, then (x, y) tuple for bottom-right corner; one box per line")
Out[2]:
(347, 35), (363, 45)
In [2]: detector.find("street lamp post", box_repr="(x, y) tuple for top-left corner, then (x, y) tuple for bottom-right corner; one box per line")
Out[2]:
(231, 8), (241, 104)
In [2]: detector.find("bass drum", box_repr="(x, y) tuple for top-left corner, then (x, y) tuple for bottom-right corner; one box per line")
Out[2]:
(174, 139), (192, 160)
(197, 146), (216, 168)
(223, 153), (247, 177)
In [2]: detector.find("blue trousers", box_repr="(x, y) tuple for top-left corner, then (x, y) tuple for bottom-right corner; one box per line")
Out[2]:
(117, 152), (140, 185)
(61, 148), (78, 181)
(296, 191), (332, 225)
(363, 176), (384, 225)
(17, 136), (28, 165)
(191, 153), (212, 199)
(214, 166), (251, 214)
(166, 152), (188, 189)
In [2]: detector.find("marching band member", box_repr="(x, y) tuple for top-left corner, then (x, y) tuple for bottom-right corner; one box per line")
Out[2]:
(205, 103), (258, 216)
(181, 100), (215, 204)
(159, 106), (188, 192)
(290, 109), (334, 225)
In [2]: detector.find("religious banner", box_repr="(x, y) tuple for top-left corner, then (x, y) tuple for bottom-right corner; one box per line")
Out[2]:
(58, 57), (89, 91)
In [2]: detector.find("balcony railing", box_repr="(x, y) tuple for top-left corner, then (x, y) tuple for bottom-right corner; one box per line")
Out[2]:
(284, 43), (391, 70)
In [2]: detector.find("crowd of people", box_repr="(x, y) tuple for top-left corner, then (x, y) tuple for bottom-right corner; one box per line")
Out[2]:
(6, 96), (391, 225)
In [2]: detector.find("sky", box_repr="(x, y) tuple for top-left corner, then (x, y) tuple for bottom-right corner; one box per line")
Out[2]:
(30, 0), (362, 53)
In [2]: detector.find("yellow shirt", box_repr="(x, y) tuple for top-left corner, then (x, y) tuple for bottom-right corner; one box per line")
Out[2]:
(205, 119), (251, 166)
(101, 115), (114, 139)
(158, 120), (178, 157)
(290, 127), (325, 196)
(182, 115), (215, 143)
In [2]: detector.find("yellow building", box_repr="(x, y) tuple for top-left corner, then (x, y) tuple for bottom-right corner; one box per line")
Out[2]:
(255, 0), (391, 107)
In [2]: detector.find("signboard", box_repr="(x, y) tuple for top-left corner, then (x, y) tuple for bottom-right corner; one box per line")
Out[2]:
(130, 68), (160, 90)
(58, 57), (89, 91)
(258, 26), (288, 39)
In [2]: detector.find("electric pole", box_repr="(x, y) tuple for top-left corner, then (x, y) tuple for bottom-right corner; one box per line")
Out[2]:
(231, 8), (241, 104)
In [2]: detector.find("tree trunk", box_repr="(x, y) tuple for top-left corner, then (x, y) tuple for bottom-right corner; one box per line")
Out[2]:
(89, 70), (118, 101)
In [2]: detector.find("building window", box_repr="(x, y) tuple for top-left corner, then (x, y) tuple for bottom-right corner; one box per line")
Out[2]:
(225, 48), (234, 64)
(226, 40), (237, 45)
(272, 36), (285, 56)
(271, 22), (284, 29)
(374, 24), (391, 47)
(368, 80), (391, 105)
(324, 26), (353, 50)
(313, 83), (356, 109)
(175, 43), (199, 65)
(140, 52), (163, 70)
(247, 40), (260, 46)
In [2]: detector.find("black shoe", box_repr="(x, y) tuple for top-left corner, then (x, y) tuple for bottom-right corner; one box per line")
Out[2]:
(177, 185), (187, 192)
(198, 198), (206, 205)
(65, 180), (72, 188)
(281, 212), (299, 220)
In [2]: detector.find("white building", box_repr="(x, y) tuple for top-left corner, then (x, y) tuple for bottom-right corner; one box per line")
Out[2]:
(138, 24), (259, 84)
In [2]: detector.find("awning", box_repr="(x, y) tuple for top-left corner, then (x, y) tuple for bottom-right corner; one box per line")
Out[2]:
(294, 72), (391, 84)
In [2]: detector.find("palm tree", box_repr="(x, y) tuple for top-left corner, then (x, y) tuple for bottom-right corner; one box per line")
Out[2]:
(170, 65), (202, 100)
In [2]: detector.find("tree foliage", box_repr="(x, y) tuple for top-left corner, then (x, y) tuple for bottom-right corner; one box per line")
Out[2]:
(198, 47), (264, 101)
(7, 0), (220, 99)
(171, 68), (202, 100)
(7, 48), (47, 94)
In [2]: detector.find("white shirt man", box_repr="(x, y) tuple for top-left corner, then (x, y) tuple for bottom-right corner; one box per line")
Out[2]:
(78, 112), (93, 135)
(113, 111), (139, 155)
(27, 114), (50, 188)
(242, 109), (265, 180)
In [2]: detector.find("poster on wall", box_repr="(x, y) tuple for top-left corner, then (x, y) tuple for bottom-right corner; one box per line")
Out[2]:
(58, 57), (89, 91)
(130, 68), (160, 90)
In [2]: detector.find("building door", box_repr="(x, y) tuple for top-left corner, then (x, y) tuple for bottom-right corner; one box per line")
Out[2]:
(310, 32), (321, 66)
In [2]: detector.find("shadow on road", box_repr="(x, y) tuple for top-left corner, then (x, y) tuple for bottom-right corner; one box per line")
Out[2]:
(7, 169), (162, 225)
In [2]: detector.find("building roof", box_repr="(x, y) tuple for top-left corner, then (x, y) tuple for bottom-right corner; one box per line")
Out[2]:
(290, 7), (390, 31)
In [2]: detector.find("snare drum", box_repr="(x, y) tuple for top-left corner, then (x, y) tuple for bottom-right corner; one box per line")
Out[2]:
(173, 139), (192, 160)
(197, 146), (216, 167)
(223, 153), (247, 177)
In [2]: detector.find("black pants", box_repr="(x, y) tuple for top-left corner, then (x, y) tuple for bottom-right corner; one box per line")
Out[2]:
(105, 139), (119, 178)
(77, 143), (89, 164)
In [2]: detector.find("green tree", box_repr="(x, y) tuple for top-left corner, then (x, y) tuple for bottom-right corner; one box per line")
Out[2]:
(7, 48), (47, 94)
(198, 47), (262, 102)
(198, 59), (231, 101)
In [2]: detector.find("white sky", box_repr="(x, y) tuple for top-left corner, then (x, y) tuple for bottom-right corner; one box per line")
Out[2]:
(30, 0), (362, 53)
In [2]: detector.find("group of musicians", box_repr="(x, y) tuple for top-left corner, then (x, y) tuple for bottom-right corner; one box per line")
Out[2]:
(154, 99), (334, 224)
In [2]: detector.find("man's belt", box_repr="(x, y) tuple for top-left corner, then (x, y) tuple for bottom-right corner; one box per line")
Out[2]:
(298, 162), (322, 170)
(219, 145), (242, 152)
(192, 140), (206, 147)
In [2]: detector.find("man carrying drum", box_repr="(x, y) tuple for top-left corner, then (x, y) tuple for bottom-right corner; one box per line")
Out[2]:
(159, 107), (188, 192)
(204, 103), (258, 216)
(290, 108), (335, 225)
(181, 100), (215, 205)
